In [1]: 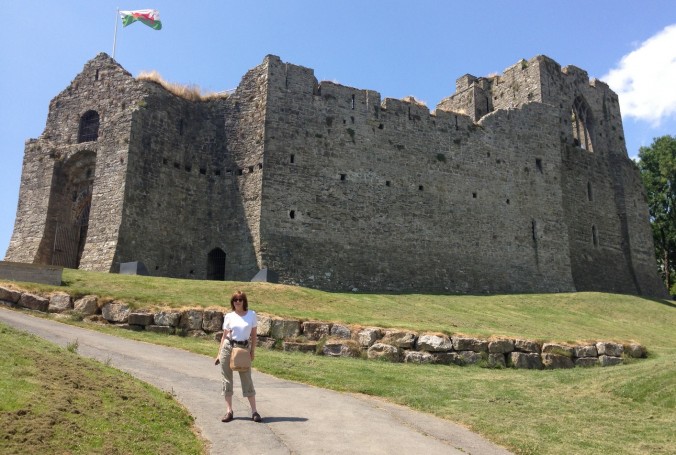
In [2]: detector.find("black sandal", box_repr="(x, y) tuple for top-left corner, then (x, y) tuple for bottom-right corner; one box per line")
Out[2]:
(252, 411), (262, 423)
(221, 411), (233, 422)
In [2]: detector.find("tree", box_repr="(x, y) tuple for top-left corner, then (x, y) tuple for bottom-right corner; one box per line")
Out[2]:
(637, 135), (676, 292)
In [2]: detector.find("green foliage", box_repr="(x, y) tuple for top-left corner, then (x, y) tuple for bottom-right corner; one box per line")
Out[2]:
(638, 135), (676, 291)
(66, 338), (79, 353)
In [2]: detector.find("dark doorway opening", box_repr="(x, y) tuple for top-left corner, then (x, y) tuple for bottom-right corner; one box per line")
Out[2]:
(207, 248), (226, 280)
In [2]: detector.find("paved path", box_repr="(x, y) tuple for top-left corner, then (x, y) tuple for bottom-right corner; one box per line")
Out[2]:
(0, 307), (512, 454)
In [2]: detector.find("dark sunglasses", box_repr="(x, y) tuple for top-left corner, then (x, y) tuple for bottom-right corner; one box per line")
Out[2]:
(232, 298), (244, 302)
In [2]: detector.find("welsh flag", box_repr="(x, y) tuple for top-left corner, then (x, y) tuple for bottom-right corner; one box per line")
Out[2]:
(120, 9), (162, 30)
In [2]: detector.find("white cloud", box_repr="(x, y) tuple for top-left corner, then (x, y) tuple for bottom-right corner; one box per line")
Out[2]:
(603, 24), (676, 126)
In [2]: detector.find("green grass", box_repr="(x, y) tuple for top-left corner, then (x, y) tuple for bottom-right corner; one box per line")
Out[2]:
(0, 323), (205, 455)
(3, 268), (676, 454)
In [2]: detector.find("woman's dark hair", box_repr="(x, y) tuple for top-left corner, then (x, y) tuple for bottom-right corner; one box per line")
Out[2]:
(230, 291), (248, 311)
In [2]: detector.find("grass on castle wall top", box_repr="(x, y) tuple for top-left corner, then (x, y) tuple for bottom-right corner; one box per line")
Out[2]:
(0, 323), (205, 455)
(9, 268), (676, 350)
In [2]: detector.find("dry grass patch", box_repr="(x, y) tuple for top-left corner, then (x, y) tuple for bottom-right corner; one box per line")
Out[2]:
(137, 70), (228, 101)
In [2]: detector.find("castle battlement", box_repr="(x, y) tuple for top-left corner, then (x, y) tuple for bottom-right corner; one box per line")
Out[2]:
(5, 53), (667, 297)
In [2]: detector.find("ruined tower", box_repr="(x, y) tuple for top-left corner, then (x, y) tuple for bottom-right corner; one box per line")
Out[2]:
(5, 53), (667, 297)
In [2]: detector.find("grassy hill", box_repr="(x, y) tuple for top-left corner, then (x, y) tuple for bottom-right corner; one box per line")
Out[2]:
(2, 268), (675, 454)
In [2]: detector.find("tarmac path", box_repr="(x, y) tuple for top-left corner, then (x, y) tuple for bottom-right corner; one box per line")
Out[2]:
(0, 307), (512, 454)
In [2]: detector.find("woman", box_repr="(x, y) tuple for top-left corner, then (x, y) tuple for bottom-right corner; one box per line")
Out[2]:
(214, 290), (262, 423)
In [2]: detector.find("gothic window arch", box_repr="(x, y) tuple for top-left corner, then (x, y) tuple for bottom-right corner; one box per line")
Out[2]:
(78, 110), (100, 143)
(571, 96), (593, 152)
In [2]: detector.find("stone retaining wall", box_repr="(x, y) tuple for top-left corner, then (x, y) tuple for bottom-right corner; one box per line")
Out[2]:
(0, 285), (647, 369)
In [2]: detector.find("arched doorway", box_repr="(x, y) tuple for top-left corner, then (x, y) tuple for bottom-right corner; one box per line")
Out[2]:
(207, 248), (226, 280)
(50, 151), (96, 268)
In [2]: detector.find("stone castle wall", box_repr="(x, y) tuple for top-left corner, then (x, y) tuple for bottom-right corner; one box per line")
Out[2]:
(5, 53), (668, 297)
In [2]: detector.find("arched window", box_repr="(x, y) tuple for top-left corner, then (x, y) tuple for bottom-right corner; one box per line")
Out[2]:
(78, 110), (100, 143)
(207, 248), (226, 280)
(571, 96), (593, 152)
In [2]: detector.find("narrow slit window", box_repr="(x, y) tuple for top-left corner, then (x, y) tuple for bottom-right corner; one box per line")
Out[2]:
(289, 210), (295, 219)
(340, 174), (346, 181)
(290, 154), (295, 164)
(351, 94), (355, 109)
(592, 225), (599, 247)
(587, 181), (593, 201)
(535, 158), (543, 173)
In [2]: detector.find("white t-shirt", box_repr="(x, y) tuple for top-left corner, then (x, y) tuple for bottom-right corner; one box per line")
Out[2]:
(222, 310), (257, 341)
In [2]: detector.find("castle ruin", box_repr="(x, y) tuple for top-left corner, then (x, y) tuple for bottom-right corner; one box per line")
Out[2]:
(5, 53), (668, 297)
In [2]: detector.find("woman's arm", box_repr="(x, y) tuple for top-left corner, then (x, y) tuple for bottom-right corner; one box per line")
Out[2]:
(250, 327), (257, 361)
(215, 329), (231, 364)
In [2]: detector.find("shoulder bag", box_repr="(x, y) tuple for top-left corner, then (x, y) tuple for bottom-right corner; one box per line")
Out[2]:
(230, 346), (251, 371)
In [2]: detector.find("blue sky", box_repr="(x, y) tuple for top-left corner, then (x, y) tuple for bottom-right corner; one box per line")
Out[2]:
(1, 1), (676, 258)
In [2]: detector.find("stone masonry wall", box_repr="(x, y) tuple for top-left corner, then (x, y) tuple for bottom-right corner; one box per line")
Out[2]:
(5, 53), (668, 297)
(1, 285), (646, 370)
(6, 54), (144, 271)
(259, 56), (575, 292)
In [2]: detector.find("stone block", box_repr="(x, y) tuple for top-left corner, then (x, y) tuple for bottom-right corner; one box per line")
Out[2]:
(404, 350), (434, 364)
(596, 342), (624, 357)
(514, 339), (542, 353)
(487, 353), (507, 368)
(257, 337), (276, 349)
(154, 311), (181, 327)
(257, 315), (272, 337)
(574, 357), (598, 368)
(48, 292), (72, 313)
(599, 355), (623, 367)
(202, 310), (224, 332)
(0, 286), (21, 303)
(270, 319), (301, 339)
(322, 341), (361, 358)
(18, 293), (49, 312)
(330, 324), (352, 339)
(101, 302), (130, 323)
(542, 353), (574, 369)
(73, 295), (98, 315)
(508, 352), (543, 369)
(488, 339), (514, 354)
(381, 330), (417, 349)
(179, 309), (204, 331)
(357, 327), (382, 347)
(302, 321), (331, 340)
(452, 336), (488, 352)
(128, 312), (154, 326)
(542, 343), (574, 357)
(624, 343), (646, 358)
(573, 345), (598, 358)
(452, 351), (482, 366)
(431, 352), (456, 365)
(367, 343), (401, 362)
(417, 334), (453, 352)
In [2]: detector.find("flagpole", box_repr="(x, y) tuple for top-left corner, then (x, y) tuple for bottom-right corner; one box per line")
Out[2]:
(112, 8), (119, 59)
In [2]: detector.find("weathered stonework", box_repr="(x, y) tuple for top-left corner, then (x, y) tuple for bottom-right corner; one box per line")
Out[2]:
(1, 285), (646, 371)
(5, 53), (667, 298)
